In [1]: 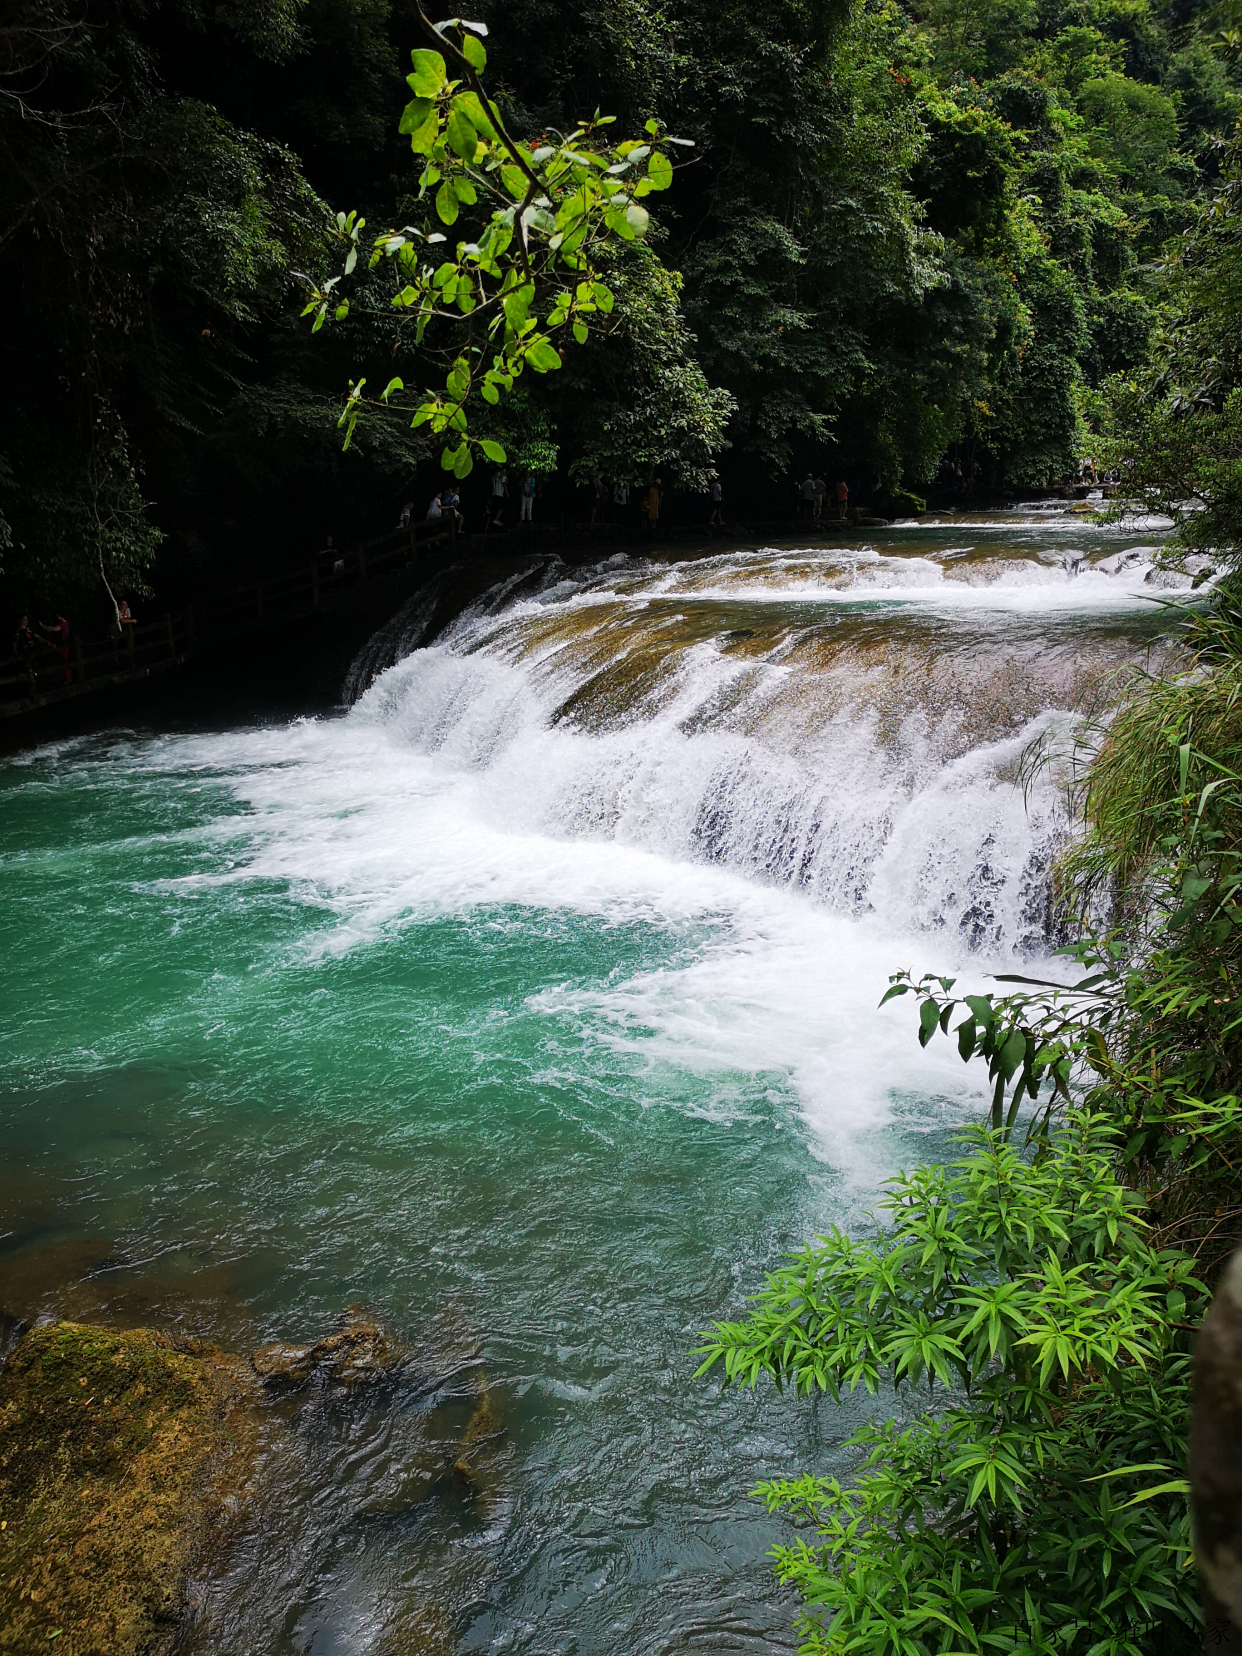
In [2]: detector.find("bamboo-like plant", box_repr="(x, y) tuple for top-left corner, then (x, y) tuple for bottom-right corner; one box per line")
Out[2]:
(697, 1114), (1203, 1656)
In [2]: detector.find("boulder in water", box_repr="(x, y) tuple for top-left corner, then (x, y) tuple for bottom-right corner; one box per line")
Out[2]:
(0, 1320), (256, 1655)
(251, 1305), (401, 1391)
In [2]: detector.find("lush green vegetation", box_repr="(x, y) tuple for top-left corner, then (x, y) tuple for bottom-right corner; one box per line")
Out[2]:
(697, 1118), (1204, 1654)
(693, 90), (1242, 1645)
(4, 0), (1239, 616)
(8, 0), (1242, 1638)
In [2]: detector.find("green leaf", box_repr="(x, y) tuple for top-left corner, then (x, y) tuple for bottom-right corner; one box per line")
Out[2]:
(408, 111), (439, 155)
(503, 282), (535, 330)
(526, 336), (562, 372)
(592, 281), (614, 313)
(455, 90), (497, 139)
(647, 151), (673, 189)
(1120, 1479), (1191, 1506)
(480, 439), (507, 462)
(918, 999), (940, 1049)
(408, 49), (446, 97)
(453, 444), (473, 478)
(447, 105), (478, 161)
(997, 1027), (1026, 1081)
(436, 183), (459, 225)
(573, 320), (589, 344)
(625, 201), (650, 236)
(446, 357), (470, 399)
(399, 97), (433, 135)
(461, 31), (486, 70)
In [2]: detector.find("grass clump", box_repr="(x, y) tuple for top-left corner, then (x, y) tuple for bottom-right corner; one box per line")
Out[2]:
(1059, 594), (1242, 914)
(0, 1321), (244, 1655)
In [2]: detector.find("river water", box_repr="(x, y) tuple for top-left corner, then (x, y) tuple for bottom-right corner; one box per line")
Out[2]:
(0, 514), (1181, 1653)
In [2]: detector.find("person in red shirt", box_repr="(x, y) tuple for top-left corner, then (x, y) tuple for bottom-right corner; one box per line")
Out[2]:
(835, 479), (849, 521)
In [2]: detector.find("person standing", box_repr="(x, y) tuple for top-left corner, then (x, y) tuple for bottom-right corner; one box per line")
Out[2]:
(813, 477), (826, 521)
(644, 478), (662, 537)
(799, 474), (816, 519)
(709, 478), (723, 533)
(521, 472), (536, 523)
(613, 479), (629, 524)
(489, 468), (508, 529)
(41, 613), (70, 683)
(426, 492), (443, 521)
(835, 479), (849, 521)
(11, 614), (37, 657)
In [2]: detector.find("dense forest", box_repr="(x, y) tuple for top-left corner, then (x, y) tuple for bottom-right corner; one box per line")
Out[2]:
(3, 0), (1239, 617)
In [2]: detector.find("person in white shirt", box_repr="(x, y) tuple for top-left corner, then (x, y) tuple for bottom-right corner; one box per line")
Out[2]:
(490, 470), (508, 527)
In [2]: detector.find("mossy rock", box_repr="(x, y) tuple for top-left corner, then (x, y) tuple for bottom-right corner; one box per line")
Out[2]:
(0, 1322), (251, 1655)
(886, 489), (927, 516)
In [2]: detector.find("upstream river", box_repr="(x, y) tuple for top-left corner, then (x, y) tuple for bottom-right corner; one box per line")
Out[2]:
(0, 512), (1181, 1653)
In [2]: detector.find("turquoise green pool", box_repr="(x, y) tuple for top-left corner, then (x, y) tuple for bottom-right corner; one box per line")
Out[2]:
(0, 523), (1181, 1651)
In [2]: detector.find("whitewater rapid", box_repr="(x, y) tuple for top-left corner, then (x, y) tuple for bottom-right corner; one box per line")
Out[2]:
(135, 522), (1184, 1158)
(0, 516), (1198, 1654)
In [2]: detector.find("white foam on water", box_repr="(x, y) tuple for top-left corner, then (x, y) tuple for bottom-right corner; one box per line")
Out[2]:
(575, 550), (1187, 612)
(96, 535), (1166, 1156)
(135, 709), (992, 1160)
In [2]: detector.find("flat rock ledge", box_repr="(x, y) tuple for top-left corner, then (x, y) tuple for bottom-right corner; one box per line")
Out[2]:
(0, 1321), (256, 1655)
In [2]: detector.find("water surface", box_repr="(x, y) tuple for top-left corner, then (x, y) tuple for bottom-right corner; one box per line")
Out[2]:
(0, 517), (1185, 1652)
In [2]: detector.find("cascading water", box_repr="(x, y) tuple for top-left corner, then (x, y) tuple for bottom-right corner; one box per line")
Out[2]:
(0, 511), (1189, 1653)
(353, 527), (1177, 955)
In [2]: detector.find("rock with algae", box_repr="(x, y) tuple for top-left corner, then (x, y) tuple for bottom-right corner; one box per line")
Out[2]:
(452, 1372), (504, 1491)
(251, 1304), (402, 1390)
(0, 1321), (254, 1655)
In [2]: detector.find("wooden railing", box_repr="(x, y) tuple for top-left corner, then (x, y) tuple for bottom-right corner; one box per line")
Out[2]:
(0, 609), (196, 708)
(195, 518), (449, 632)
(1, 518), (452, 714)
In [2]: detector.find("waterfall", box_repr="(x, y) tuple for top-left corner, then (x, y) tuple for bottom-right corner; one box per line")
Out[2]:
(347, 531), (1180, 960)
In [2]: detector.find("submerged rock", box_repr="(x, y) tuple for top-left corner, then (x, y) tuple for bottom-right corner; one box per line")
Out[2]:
(251, 1305), (402, 1391)
(452, 1371), (505, 1486)
(0, 1321), (256, 1655)
(378, 1606), (458, 1655)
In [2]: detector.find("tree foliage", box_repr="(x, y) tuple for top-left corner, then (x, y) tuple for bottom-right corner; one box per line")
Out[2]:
(299, 12), (733, 482)
(5, 0), (1242, 603)
(697, 1115), (1203, 1656)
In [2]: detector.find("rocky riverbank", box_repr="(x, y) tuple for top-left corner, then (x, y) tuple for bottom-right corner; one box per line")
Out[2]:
(0, 1308), (507, 1654)
(0, 1322), (256, 1654)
